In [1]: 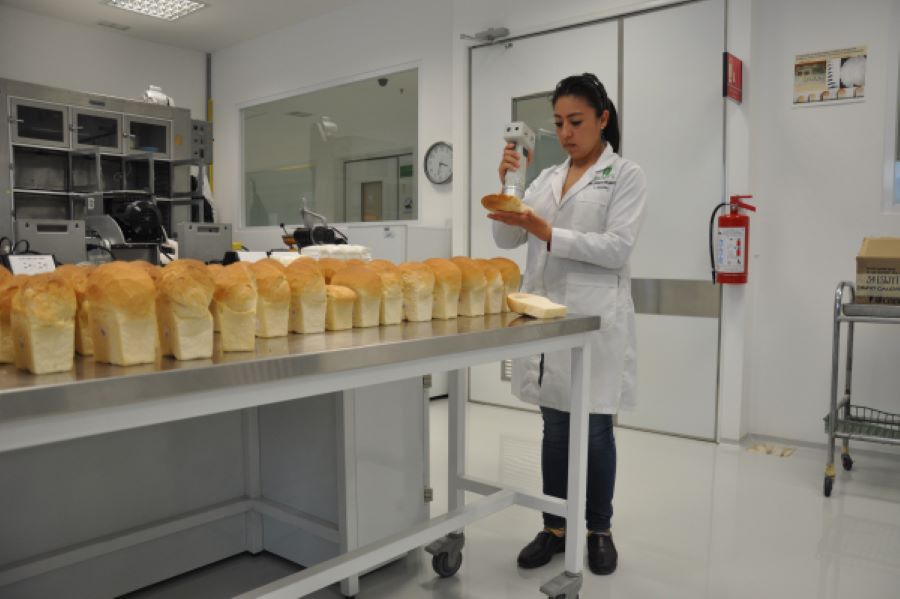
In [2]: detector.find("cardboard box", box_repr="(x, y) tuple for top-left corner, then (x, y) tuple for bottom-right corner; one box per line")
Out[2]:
(856, 237), (900, 304)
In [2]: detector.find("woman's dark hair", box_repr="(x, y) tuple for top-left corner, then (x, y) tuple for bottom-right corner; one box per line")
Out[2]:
(552, 73), (620, 153)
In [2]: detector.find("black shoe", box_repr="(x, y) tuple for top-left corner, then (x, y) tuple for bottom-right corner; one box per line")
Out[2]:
(517, 530), (566, 569)
(587, 531), (618, 575)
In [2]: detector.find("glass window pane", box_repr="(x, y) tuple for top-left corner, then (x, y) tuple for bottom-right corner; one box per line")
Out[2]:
(17, 104), (64, 142)
(241, 69), (418, 226)
(130, 121), (168, 154)
(78, 114), (119, 148)
(513, 93), (568, 189)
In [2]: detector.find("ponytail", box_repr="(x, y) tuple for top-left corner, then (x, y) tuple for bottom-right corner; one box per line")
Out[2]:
(552, 73), (620, 153)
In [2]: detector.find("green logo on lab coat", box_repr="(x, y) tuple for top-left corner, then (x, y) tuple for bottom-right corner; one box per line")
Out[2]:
(601, 166), (613, 178)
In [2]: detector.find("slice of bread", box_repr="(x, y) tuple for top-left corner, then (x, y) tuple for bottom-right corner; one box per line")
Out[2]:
(507, 293), (567, 319)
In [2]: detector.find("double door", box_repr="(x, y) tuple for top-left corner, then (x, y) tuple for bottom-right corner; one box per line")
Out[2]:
(469, 0), (725, 440)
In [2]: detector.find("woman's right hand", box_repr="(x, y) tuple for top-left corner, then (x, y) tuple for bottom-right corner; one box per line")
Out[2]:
(498, 142), (533, 184)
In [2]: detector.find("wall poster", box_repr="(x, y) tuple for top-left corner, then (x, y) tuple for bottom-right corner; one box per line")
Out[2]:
(793, 46), (867, 106)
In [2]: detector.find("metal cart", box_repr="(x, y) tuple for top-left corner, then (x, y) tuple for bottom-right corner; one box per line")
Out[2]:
(824, 282), (900, 497)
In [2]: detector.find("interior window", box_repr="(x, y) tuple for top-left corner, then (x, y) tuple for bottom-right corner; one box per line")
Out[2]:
(242, 69), (418, 226)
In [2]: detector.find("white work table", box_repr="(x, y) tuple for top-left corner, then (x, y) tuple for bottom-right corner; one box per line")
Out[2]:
(0, 313), (598, 599)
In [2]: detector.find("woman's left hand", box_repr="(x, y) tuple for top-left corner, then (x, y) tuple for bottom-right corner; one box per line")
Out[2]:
(488, 210), (552, 242)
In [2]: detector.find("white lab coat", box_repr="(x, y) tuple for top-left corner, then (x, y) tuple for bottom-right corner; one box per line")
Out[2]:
(492, 143), (647, 414)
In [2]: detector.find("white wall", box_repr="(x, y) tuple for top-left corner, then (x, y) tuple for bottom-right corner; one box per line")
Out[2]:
(746, 0), (900, 444)
(211, 0), (454, 248)
(0, 5), (206, 118)
(211, 0), (900, 445)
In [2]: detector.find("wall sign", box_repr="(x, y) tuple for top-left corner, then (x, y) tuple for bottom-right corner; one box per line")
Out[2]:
(793, 46), (867, 106)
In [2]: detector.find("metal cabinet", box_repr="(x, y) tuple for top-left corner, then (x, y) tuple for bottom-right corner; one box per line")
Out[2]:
(1, 78), (194, 240)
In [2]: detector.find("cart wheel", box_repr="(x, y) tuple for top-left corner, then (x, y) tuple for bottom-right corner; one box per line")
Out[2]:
(824, 476), (833, 497)
(841, 454), (854, 471)
(432, 552), (462, 578)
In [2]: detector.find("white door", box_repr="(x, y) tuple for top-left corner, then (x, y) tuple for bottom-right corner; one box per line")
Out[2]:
(616, 0), (724, 440)
(469, 20), (620, 411)
(469, 0), (725, 440)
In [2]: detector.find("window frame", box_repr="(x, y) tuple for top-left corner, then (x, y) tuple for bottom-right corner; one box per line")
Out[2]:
(237, 63), (421, 229)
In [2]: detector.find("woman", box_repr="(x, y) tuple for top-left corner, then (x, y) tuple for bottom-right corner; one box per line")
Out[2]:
(489, 73), (646, 575)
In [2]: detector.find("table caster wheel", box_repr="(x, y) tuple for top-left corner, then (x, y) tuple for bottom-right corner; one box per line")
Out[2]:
(841, 454), (853, 471)
(824, 476), (833, 497)
(431, 551), (463, 578)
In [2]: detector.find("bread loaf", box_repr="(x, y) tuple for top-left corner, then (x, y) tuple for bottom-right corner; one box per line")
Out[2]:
(481, 193), (532, 214)
(157, 260), (215, 360)
(330, 265), (383, 328)
(0, 266), (11, 283)
(475, 259), (504, 314)
(0, 276), (27, 363)
(489, 257), (521, 312)
(206, 265), (227, 331)
(507, 292), (567, 319)
(213, 263), (257, 352)
(424, 258), (461, 320)
(325, 285), (356, 331)
(451, 256), (487, 317)
(397, 262), (435, 322)
(55, 264), (95, 355)
(132, 260), (162, 283)
(367, 260), (402, 325)
(317, 258), (346, 284)
(87, 262), (158, 366)
(285, 261), (326, 334)
(251, 261), (290, 338)
(11, 273), (77, 374)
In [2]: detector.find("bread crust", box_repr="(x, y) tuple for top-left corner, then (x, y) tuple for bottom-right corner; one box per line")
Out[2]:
(87, 262), (157, 316)
(214, 263), (258, 312)
(12, 273), (76, 325)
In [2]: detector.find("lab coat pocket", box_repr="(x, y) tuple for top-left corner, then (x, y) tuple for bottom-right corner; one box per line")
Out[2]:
(571, 193), (611, 232)
(565, 272), (618, 330)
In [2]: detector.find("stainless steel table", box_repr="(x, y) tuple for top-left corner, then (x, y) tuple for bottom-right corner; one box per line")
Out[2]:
(0, 313), (599, 599)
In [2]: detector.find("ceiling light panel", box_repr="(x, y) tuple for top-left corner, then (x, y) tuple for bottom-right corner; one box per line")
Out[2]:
(105, 0), (207, 22)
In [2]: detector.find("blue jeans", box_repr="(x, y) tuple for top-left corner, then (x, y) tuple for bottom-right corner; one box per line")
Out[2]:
(540, 407), (616, 532)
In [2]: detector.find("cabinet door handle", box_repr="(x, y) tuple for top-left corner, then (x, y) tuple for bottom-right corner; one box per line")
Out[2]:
(9, 117), (24, 124)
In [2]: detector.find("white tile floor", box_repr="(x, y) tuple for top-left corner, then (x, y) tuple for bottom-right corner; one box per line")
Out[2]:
(125, 400), (900, 599)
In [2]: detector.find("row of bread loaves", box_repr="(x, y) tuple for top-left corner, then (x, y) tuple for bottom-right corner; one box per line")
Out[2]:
(0, 256), (524, 375)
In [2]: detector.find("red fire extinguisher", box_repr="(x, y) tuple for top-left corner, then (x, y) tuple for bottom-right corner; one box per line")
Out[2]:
(708, 195), (756, 284)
